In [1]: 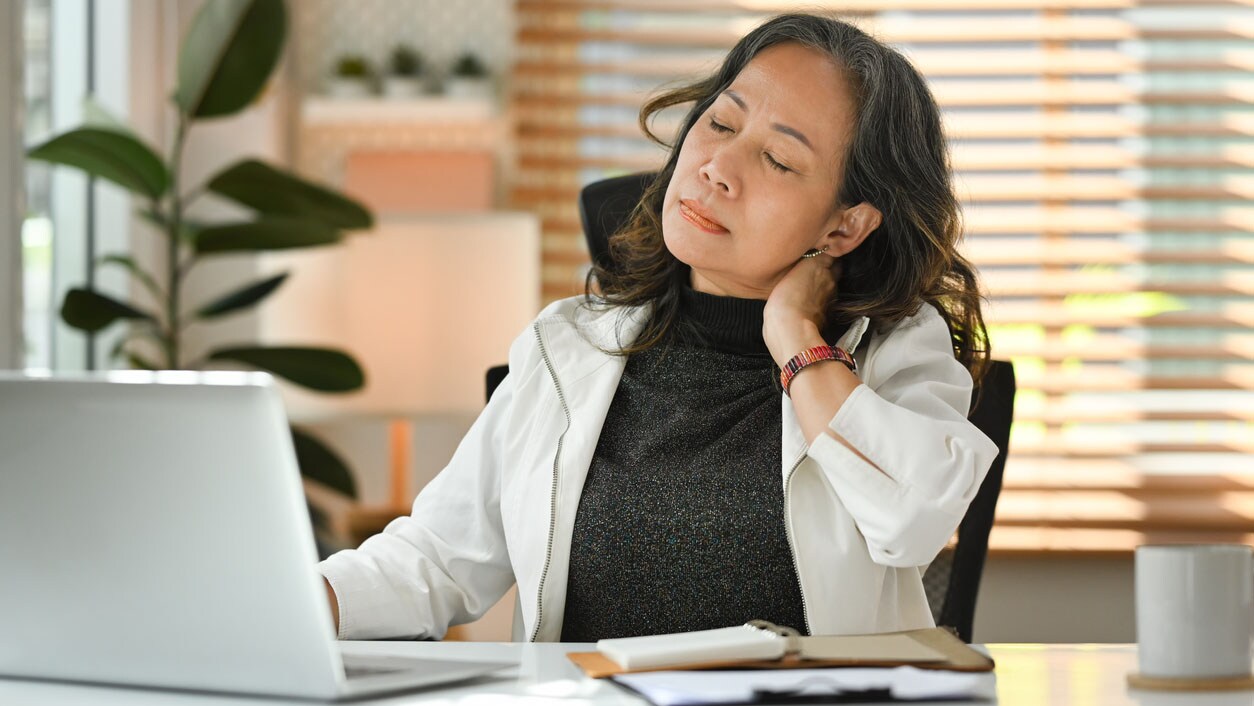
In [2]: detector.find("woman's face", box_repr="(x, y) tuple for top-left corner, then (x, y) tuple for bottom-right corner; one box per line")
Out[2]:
(662, 42), (857, 299)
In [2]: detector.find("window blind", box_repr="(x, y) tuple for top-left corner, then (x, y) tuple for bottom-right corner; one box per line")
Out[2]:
(511, 0), (1254, 551)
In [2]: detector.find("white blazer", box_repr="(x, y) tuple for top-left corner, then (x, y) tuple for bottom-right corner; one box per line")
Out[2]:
(319, 296), (999, 642)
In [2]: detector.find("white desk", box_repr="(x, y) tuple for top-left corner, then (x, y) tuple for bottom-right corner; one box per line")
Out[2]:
(2, 642), (1253, 705)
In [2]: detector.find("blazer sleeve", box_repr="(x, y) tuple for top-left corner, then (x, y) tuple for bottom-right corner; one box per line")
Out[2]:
(317, 356), (522, 640)
(806, 304), (1000, 568)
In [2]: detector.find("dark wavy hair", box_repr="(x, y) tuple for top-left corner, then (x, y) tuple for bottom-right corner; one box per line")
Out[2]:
(584, 13), (989, 380)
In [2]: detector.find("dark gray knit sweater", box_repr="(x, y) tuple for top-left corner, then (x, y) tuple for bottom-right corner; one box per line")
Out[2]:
(560, 288), (846, 641)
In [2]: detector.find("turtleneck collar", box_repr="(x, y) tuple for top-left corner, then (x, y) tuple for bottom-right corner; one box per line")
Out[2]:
(676, 286), (770, 356)
(673, 286), (854, 358)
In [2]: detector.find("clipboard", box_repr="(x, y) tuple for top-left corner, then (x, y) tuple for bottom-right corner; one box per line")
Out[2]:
(568, 626), (995, 678)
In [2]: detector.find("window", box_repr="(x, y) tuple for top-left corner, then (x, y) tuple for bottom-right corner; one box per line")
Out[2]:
(21, 0), (133, 372)
(22, 0), (53, 370)
(511, 0), (1254, 551)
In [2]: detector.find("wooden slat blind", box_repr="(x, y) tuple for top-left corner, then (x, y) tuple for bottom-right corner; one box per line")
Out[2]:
(510, 0), (1254, 551)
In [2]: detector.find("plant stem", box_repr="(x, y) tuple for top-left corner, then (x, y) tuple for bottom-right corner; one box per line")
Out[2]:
(178, 253), (198, 281)
(167, 115), (190, 369)
(182, 185), (206, 208)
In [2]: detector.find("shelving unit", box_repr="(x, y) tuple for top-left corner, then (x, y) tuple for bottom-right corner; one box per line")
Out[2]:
(301, 94), (499, 125)
(296, 94), (512, 210)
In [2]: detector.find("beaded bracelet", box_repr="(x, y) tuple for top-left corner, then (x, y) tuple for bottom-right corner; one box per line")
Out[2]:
(779, 345), (856, 396)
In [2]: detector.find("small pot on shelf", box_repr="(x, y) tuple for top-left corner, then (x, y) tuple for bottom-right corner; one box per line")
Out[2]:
(326, 56), (374, 99)
(443, 52), (493, 100)
(382, 45), (426, 99)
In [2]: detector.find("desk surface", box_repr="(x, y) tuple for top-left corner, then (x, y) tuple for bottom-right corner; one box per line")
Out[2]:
(2, 641), (1252, 705)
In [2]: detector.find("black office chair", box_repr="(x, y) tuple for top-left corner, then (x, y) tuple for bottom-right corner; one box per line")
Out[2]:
(577, 171), (656, 275)
(487, 173), (1016, 642)
(924, 360), (1015, 642)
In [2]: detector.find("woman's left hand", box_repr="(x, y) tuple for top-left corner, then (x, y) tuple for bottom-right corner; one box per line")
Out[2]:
(763, 254), (841, 367)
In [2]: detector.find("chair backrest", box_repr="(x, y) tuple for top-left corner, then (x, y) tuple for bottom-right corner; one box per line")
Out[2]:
(925, 361), (1015, 642)
(577, 171), (656, 275)
(488, 173), (1016, 642)
(486, 365), (509, 405)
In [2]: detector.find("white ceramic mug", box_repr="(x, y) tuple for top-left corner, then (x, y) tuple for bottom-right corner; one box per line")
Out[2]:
(1135, 544), (1254, 679)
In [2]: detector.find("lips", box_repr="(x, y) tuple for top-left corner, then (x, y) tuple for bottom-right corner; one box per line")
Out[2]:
(679, 199), (729, 234)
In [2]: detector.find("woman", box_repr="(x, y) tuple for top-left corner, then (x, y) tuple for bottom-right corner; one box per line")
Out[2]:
(319, 13), (998, 643)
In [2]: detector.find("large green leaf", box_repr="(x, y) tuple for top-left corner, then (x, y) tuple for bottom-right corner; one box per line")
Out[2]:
(174, 0), (287, 119)
(195, 217), (341, 254)
(98, 254), (162, 299)
(207, 160), (373, 230)
(291, 426), (358, 499)
(61, 288), (156, 333)
(197, 272), (289, 319)
(207, 346), (364, 392)
(27, 128), (170, 199)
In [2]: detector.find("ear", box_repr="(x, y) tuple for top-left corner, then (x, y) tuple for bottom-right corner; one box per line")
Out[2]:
(816, 202), (882, 257)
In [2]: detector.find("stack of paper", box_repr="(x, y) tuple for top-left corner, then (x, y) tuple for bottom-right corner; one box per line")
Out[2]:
(612, 667), (991, 705)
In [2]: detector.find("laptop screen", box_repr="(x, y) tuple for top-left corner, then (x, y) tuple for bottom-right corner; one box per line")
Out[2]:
(0, 373), (345, 698)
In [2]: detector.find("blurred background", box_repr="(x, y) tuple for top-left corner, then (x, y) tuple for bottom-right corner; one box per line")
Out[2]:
(4, 0), (1253, 644)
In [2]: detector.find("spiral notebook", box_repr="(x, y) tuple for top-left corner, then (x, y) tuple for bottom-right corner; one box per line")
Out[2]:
(568, 622), (995, 678)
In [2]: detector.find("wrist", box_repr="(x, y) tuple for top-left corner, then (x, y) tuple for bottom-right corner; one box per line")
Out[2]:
(766, 318), (824, 368)
(779, 344), (857, 395)
(324, 577), (341, 634)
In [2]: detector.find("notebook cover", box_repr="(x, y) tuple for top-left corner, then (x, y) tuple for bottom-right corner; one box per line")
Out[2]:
(567, 627), (995, 678)
(800, 633), (946, 662)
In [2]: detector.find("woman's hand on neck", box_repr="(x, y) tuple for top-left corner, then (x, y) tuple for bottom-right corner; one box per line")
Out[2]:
(761, 255), (840, 368)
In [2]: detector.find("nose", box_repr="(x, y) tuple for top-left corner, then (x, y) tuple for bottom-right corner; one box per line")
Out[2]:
(698, 148), (739, 198)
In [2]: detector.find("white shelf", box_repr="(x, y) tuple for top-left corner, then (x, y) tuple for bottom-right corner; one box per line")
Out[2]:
(301, 95), (498, 126)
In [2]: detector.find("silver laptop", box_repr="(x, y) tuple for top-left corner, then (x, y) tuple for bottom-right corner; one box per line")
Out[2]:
(0, 371), (512, 700)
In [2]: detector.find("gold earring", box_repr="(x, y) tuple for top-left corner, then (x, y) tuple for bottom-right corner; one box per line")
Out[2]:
(801, 246), (829, 259)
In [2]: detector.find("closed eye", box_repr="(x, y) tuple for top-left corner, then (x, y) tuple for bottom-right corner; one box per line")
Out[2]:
(707, 116), (793, 173)
(765, 153), (793, 173)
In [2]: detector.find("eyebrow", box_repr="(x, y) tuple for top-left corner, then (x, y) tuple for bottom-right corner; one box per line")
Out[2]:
(721, 90), (815, 153)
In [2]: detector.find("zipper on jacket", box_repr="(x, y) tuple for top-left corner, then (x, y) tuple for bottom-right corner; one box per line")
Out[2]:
(528, 323), (572, 642)
(783, 449), (813, 637)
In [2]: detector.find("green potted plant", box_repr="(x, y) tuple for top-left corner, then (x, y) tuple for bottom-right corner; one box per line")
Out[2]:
(327, 54), (374, 98)
(444, 51), (493, 99)
(26, 0), (370, 551)
(383, 44), (425, 98)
